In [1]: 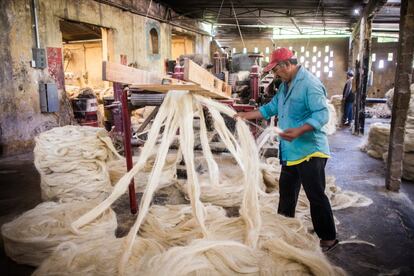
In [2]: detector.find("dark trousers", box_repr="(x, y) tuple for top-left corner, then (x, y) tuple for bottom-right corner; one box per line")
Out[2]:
(343, 102), (353, 123)
(278, 157), (336, 240)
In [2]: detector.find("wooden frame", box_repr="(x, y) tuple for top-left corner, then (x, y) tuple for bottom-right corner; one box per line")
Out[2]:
(103, 60), (231, 99)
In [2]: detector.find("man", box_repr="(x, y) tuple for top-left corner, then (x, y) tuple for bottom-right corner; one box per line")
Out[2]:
(235, 48), (338, 252)
(342, 70), (354, 126)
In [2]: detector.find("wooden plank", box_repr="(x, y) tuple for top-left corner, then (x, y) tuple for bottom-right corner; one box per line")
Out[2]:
(190, 89), (229, 99)
(102, 61), (162, 84)
(103, 60), (230, 99)
(101, 28), (110, 89)
(183, 59), (232, 98)
(129, 83), (230, 99)
(129, 84), (201, 91)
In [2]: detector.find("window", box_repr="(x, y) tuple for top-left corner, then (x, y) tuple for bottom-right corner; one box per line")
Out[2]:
(289, 46), (293, 51)
(330, 50), (334, 58)
(312, 56), (317, 62)
(324, 56), (329, 63)
(301, 46), (305, 52)
(316, 71), (321, 78)
(329, 60), (333, 68)
(232, 48), (236, 53)
(265, 47), (270, 54)
(243, 48), (247, 54)
(388, 53), (393, 61)
(372, 53), (376, 62)
(328, 71), (333, 78)
(317, 61), (321, 68)
(325, 45), (329, 53)
(265, 56), (270, 62)
(305, 61), (309, 68)
(317, 51), (321, 58)
(311, 65), (316, 73)
(300, 56), (305, 63)
(313, 46), (317, 53)
(324, 66), (329, 73)
(150, 28), (159, 54)
(378, 60), (384, 69)
(305, 51), (310, 57)
(254, 47), (259, 53)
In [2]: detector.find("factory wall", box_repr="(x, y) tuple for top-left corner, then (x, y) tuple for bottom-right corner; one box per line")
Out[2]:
(0, 0), (211, 156)
(219, 37), (351, 98)
(368, 38), (398, 98)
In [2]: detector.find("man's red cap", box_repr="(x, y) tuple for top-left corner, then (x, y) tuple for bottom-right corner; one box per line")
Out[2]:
(264, 48), (294, 72)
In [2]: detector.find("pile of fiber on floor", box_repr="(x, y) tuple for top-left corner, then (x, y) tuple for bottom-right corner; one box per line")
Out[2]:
(1, 200), (116, 266)
(323, 101), (338, 135)
(107, 153), (179, 192)
(330, 95), (343, 126)
(34, 125), (120, 202)
(365, 104), (391, 119)
(361, 122), (390, 159)
(363, 84), (414, 181)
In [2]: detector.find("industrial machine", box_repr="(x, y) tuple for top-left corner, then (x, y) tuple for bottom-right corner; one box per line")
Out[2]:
(71, 89), (99, 127)
(103, 49), (278, 143)
(100, 56), (279, 214)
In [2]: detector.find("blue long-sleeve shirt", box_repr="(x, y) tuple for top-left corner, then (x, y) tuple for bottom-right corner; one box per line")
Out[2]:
(259, 66), (330, 163)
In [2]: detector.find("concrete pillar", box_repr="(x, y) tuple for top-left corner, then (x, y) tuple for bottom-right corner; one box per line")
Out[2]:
(385, 0), (414, 191)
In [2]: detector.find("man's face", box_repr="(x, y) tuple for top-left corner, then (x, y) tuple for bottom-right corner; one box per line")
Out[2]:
(272, 62), (290, 82)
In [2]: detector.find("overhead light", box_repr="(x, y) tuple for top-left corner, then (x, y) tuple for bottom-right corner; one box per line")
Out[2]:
(354, 9), (360, 15)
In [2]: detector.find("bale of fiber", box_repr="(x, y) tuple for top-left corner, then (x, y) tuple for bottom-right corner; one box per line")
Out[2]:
(34, 126), (120, 202)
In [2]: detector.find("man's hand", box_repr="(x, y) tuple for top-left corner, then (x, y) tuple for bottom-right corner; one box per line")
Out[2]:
(234, 112), (249, 120)
(233, 110), (263, 121)
(279, 124), (314, 142)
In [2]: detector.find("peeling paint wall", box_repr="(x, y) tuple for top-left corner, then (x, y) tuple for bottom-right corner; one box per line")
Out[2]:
(0, 0), (211, 156)
(0, 0), (74, 156)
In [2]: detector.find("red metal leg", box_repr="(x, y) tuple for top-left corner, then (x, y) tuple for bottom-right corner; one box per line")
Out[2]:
(114, 83), (137, 214)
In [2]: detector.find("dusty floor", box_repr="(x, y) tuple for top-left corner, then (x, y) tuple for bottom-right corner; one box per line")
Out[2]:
(0, 118), (413, 275)
(326, 120), (414, 275)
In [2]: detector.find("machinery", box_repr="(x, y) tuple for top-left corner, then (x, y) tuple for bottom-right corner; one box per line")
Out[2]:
(100, 57), (279, 214)
(103, 48), (278, 142)
(213, 49), (277, 107)
(71, 89), (99, 127)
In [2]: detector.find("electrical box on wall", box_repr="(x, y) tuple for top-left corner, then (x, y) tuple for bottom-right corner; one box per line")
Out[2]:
(39, 83), (59, 113)
(32, 48), (46, 69)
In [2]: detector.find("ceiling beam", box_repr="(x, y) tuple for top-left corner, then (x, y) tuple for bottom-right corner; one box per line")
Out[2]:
(173, 5), (356, 8)
(352, 0), (388, 38)
(289, 17), (303, 34)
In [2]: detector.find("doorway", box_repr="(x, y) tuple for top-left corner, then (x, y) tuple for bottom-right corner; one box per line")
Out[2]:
(171, 31), (195, 60)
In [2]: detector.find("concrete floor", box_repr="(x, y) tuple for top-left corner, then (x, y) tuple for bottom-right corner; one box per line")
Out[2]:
(0, 118), (413, 275)
(326, 120), (414, 275)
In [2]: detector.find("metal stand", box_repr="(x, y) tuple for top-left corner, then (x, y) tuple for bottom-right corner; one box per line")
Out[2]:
(113, 82), (138, 214)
